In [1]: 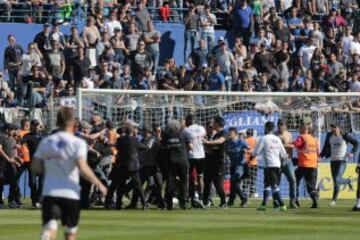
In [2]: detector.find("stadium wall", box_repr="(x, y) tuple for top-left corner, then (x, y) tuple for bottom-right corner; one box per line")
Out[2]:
(0, 22), (227, 73)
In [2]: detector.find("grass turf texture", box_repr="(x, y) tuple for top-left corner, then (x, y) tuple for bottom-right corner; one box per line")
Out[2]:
(0, 199), (359, 240)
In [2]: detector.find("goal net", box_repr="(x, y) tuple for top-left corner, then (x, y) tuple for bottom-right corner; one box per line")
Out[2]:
(61, 90), (360, 199)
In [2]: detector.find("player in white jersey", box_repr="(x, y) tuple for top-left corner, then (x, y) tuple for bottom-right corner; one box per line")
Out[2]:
(183, 114), (206, 208)
(31, 107), (107, 240)
(251, 121), (288, 211)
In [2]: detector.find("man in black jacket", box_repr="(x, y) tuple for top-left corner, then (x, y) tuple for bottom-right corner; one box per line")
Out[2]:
(162, 120), (189, 210)
(104, 122), (145, 210)
(320, 123), (359, 206)
(127, 126), (165, 209)
(21, 119), (44, 207)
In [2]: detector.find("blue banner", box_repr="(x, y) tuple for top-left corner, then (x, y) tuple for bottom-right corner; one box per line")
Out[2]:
(224, 111), (279, 135)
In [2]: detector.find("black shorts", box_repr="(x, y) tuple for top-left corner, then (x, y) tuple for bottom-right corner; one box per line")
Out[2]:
(42, 197), (81, 228)
(189, 158), (205, 175)
(264, 167), (281, 187)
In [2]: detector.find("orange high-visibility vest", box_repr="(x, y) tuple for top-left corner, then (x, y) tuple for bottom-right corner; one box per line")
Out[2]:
(245, 136), (257, 166)
(18, 130), (30, 162)
(297, 134), (318, 168)
(108, 129), (118, 163)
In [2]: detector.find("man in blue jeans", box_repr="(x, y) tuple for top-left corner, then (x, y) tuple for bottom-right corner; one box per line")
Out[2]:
(276, 120), (298, 209)
(143, 21), (160, 75)
(320, 123), (359, 206)
(183, 5), (199, 62)
(225, 127), (249, 207)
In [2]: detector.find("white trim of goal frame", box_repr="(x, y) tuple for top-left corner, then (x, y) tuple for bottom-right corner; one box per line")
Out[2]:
(75, 88), (360, 120)
(77, 89), (360, 97)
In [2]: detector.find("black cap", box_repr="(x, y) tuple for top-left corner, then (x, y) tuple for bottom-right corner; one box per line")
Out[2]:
(31, 119), (40, 126)
(106, 120), (115, 129)
(44, 22), (50, 27)
(246, 128), (254, 135)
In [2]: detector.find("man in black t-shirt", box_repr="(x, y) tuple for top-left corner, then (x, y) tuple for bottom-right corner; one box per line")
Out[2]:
(18, 66), (48, 107)
(188, 39), (209, 69)
(21, 119), (44, 207)
(130, 40), (152, 74)
(161, 120), (189, 210)
(203, 116), (227, 208)
(71, 48), (91, 89)
(105, 123), (145, 210)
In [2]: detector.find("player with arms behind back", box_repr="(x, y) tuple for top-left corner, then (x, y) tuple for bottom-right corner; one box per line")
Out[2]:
(31, 107), (107, 240)
(252, 121), (288, 211)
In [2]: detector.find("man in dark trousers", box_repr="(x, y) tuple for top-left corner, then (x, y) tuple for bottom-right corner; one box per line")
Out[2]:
(320, 123), (359, 206)
(105, 122), (145, 210)
(225, 127), (249, 207)
(0, 126), (20, 208)
(161, 120), (189, 210)
(127, 126), (165, 209)
(203, 116), (227, 208)
(21, 119), (44, 207)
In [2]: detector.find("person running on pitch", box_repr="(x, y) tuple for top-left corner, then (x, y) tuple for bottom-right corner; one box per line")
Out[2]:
(31, 107), (107, 240)
(252, 121), (288, 211)
(320, 123), (359, 206)
(225, 127), (249, 207)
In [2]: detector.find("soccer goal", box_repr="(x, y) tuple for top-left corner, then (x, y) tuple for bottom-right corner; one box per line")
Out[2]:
(70, 89), (360, 199)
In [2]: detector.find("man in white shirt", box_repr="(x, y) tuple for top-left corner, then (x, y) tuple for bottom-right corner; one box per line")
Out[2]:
(32, 107), (107, 240)
(298, 37), (316, 71)
(199, 4), (217, 51)
(252, 121), (288, 211)
(183, 114), (206, 208)
(104, 11), (122, 37)
(342, 26), (354, 63)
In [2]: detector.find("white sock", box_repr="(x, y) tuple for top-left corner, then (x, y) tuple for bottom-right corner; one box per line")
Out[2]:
(356, 199), (360, 207)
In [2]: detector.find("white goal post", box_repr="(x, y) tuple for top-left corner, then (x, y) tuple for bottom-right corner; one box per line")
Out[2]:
(69, 89), (360, 199)
(75, 89), (360, 133)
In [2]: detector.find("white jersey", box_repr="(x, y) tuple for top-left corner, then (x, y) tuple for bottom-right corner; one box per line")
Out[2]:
(298, 45), (316, 70)
(329, 135), (348, 161)
(252, 133), (287, 168)
(183, 124), (206, 159)
(34, 131), (88, 200)
(105, 20), (122, 37)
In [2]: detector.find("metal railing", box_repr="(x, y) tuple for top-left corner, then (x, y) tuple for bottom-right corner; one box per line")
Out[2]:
(0, 2), (87, 23)
(0, 2), (357, 31)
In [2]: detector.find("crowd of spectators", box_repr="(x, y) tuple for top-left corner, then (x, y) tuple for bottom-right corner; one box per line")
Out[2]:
(1, 0), (360, 108)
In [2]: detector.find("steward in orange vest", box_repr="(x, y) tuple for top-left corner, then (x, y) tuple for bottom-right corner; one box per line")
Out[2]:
(293, 123), (319, 209)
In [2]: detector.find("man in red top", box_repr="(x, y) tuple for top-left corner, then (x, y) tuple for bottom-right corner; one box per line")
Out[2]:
(159, 2), (170, 22)
(293, 122), (319, 208)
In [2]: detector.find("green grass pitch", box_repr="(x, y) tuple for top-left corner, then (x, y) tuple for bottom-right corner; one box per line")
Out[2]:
(0, 199), (359, 240)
